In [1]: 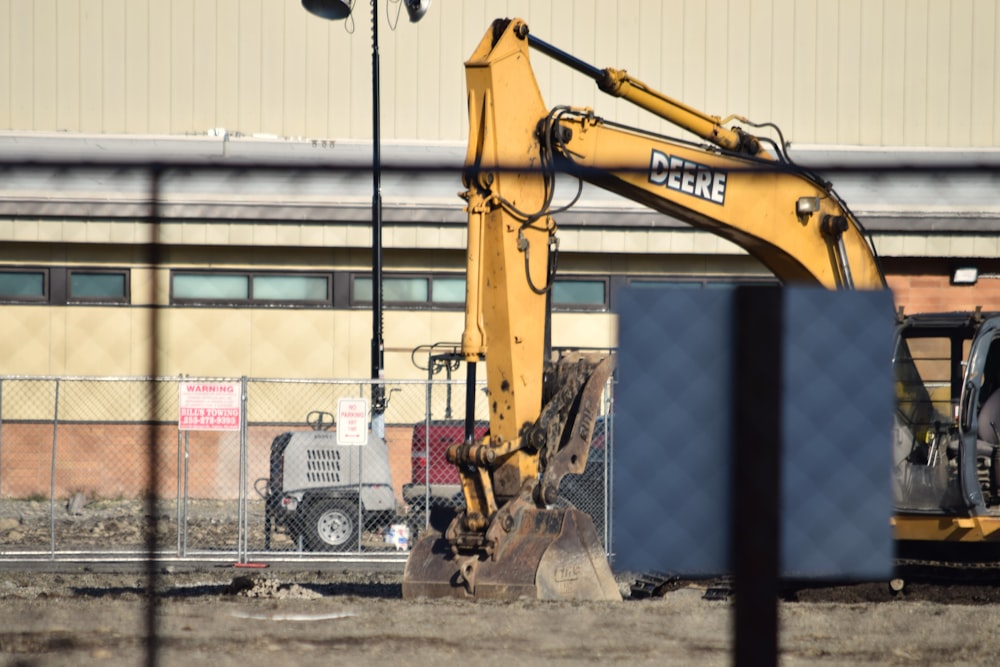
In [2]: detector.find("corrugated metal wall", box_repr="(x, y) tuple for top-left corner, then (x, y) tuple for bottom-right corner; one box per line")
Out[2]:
(1, 0), (998, 146)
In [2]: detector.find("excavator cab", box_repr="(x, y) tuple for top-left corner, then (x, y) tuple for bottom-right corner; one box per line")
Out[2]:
(892, 310), (1000, 543)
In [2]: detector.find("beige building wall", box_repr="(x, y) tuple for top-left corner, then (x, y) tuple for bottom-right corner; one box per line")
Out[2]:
(0, 0), (997, 382)
(2, 0), (997, 147)
(0, 244), (755, 380)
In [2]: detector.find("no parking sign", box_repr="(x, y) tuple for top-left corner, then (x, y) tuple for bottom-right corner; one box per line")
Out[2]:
(337, 398), (369, 445)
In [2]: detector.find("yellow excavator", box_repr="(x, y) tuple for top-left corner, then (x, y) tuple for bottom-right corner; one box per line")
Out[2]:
(401, 17), (888, 601)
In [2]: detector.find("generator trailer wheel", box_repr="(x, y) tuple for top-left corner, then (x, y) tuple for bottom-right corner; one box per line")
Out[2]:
(304, 500), (359, 551)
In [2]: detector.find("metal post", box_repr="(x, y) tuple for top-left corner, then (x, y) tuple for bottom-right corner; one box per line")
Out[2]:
(300, 0), (429, 438)
(183, 432), (190, 556)
(423, 360), (433, 532)
(0, 379), (4, 498)
(176, 430), (183, 556)
(177, 375), (185, 556)
(237, 376), (249, 563)
(369, 0), (386, 438)
(48, 379), (60, 559)
(732, 286), (783, 667)
(144, 169), (164, 667)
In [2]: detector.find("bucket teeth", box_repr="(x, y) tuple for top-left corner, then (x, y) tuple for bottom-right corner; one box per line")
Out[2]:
(402, 506), (621, 601)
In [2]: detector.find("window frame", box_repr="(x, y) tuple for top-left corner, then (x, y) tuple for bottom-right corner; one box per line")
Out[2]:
(0, 267), (49, 304)
(624, 275), (778, 290)
(350, 272), (467, 310)
(250, 273), (332, 307)
(169, 270), (333, 307)
(67, 268), (131, 305)
(171, 271), (250, 304)
(550, 276), (610, 312)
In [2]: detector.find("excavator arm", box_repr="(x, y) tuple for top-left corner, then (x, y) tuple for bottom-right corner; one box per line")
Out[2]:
(403, 17), (887, 602)
(541, 106), (885, 290)
(524, 22), (884, 291)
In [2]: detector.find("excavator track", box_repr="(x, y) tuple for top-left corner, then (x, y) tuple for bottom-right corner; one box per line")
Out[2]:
(629, 571), (681, 599)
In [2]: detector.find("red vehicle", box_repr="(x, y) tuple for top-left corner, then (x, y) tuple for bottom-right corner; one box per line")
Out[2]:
(403, 420), (489, 537)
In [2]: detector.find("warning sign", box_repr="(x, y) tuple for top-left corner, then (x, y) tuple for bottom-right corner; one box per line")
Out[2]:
(178, 382), (242, 432)
(337, 398), (369, 446)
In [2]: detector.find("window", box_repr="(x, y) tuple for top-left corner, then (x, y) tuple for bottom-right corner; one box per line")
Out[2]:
(170, 271), (331, 306)
(628, 279), (705, 290)
(350, 273), (608, 310)
(552, 279), (607, 310)
(385, 277), (429, 303)
(352, 274), (465, 308)
(353, 276), (428, 304)
(68, 270), (129, 303)
(173, 274), (248, 300)
(0, 267), (132, 304)
(344, 272), (776, 312)
(894, 332), (969, 438)
(0, 270), (47, 302)
(253, 275), (328, 303)
(627, 277), (776, 290)
(432, 277), (465, 304)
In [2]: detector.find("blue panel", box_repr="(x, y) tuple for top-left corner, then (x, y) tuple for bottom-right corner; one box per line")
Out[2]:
(613, 287), (733, 575)
(612, 285), (895, 579)
(780, 287), (895, 578)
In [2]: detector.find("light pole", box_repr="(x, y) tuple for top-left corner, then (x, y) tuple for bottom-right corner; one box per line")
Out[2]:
(302, 0), (430, 436)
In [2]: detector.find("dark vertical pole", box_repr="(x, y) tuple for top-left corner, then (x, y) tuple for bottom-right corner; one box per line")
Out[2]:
(543, 239), (554, 363)
(464, 361), (477, 442)
(370, 0), (386, 417)
(0, 380), (4, 497)
(144, 167), (163, 667)
(731, 285), (782, 667)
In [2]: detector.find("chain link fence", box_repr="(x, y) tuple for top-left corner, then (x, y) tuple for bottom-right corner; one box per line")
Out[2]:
(0, 374), (614, 561)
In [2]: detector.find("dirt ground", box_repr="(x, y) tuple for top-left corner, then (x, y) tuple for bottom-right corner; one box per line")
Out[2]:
(6, 499), (1000, 665)
(3, 561), (1000, 667)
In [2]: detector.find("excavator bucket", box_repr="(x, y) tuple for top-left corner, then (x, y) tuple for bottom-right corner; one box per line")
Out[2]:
(402, 506), (621, 601)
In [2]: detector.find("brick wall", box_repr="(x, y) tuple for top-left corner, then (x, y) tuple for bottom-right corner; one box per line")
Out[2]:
(0, 422), (415, 504)
(886, 275), (1000, 315)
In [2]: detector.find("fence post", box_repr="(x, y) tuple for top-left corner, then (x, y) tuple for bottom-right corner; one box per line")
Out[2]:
(604, 379), (614, 552)
(0, 378), (4, 498)
(182, 431), (189, 556)
(175, 429), (183, 557)
(175, 375), (182, 556)
(237, 376), (249, 564)
(422, 372), (432, 533)
(48, 379), (61, 559)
